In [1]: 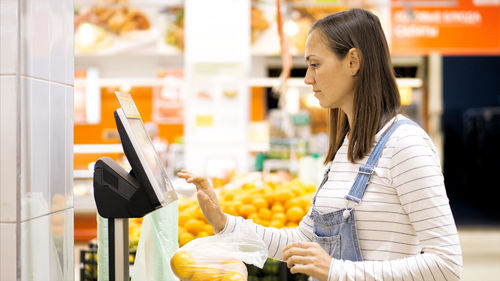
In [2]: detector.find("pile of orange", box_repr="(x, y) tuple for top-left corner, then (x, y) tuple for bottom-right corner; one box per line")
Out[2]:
(170, 250), (246, 281)
(129, 217), (143, 243)
(177, 176), (317, 246)
(178, 196), (215, 246)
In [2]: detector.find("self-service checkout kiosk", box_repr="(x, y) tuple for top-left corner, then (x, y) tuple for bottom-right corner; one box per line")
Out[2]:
(93, 92), (177, 281)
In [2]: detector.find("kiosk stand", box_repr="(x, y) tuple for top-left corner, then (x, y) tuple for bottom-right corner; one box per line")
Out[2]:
(93, 93), (177, 281)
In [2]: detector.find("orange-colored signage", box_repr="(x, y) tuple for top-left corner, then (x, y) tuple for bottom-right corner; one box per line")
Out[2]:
(153, 69), (184, 124)
(391, 0), (500, 55)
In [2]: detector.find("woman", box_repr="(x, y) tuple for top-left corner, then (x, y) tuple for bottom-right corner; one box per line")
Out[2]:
(178, 8), (462, 281)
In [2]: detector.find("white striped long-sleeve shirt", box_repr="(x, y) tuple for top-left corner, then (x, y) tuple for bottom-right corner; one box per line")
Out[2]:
(219, 115), (463, 281)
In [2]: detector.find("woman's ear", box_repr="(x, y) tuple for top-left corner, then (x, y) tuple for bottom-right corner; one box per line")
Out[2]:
(347, 48), (361, 76)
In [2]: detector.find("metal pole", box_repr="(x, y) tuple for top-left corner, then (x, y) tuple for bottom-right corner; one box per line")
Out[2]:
(114, 218), (129, 281)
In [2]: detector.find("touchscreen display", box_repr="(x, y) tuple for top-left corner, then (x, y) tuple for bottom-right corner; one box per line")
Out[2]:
(127, 117), (175, 202)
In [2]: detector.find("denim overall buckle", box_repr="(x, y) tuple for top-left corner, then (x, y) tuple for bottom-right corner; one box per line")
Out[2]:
(358, 165), (374, 175)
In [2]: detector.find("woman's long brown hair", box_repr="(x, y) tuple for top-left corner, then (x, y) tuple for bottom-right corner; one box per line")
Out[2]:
(311, 8), (401, 164)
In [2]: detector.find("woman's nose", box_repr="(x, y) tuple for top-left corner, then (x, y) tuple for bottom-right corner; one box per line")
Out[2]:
(304, 70), (314, 85)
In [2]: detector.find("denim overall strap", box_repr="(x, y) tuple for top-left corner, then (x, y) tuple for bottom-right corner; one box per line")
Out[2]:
(312, 166), (331, 205)
(345, 119), (417, 203)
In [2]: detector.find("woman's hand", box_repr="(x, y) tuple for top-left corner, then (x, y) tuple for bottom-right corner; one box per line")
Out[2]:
(282, 242), (332, 281)
(177, 170), (227, 232)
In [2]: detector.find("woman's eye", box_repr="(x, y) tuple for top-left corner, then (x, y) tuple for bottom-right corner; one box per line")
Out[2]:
(309, 63), (318, 68)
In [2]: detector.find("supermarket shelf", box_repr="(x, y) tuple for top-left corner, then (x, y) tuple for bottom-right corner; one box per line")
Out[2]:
(75, 77), (424, 88)
(74, 144), (124, 154)
(74, 195), (97, 214)
(75, 0), (183, 7)
(74, 169), (94, 179)
(248, 142), (270, 152)
(396, 78), (423, 88)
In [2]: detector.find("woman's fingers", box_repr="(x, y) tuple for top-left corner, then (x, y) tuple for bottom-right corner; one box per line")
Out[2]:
(177, 171), (210, 190)
(289, 263), (314, 275)
(283, 241), (315, 253)
(283, 241), (305, 251)
(283, 242), (332, 281)
(285, 254), (313, 269)
(177, 170), (226, 231)
(283, 245), (310, 264)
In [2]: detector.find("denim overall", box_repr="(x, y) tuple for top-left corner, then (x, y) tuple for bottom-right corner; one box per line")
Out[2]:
(310, 119), (416, 278)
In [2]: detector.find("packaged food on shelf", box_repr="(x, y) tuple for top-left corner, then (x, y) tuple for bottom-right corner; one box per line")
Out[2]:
(74, 0), (158, 54)
(164, 7), (184, 51)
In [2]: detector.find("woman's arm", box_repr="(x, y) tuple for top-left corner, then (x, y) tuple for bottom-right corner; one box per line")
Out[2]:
(219, 210), (316, 260)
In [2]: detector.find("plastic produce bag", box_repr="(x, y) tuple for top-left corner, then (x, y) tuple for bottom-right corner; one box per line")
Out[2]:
(97, 215), (110, 281)
(131, 201), (179, 281)
(170, 219), (268, 281)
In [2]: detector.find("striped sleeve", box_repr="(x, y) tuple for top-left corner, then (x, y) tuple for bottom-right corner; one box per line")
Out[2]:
(218, 210), (315, 260)
(328, 125), (463, 281)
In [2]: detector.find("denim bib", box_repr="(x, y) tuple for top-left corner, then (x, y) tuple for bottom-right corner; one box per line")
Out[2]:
(310, 119), (417, 279)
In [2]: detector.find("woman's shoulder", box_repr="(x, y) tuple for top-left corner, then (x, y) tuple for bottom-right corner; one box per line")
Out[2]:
(388, 115), (439, 156)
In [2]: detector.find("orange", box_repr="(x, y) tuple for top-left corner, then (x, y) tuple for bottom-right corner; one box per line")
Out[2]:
(178, 211), (191, 227)
(290, 185), (303, 197)
(264, 190), (275, 205)
(253, 197), (268, 209)
(252, 218), (263, 225)
(170, 250), (195, 279)
(238, 204), (256, 218)
(224, 204), (238, 216)
(269, 219), (285, 228)
(223, 191), (235, 202)
(212, 177), (225, 188)
(275, 189), (292, 203)
(272, 212), (287, 223)
(299, 194), (312, 210)
(264, 181), (276, 190)
(286, 206), (304, 223)
(191, 266), (222, 281)
(285, 198), (301, 210)
(179, 206), (197, 223)
(185, 219), (205, 235)
(242, 183), (257, 190)
(221, 258), (247, 280)
(240, 193), (253, 204)
(130, 217), (143, 224)
(258, 208), (272, 220)
(179, 232), (194, 246)
(259, 220), (270, 227)
(195, 208), (206, 221)
(223, 271), (246, 281)
(222, 258), (247, 273)
(178, 226), (186, 234)
(248, 213), (259, 221)
(197, 231), (210, 238)
(304, 183), (316, 193)
(203, 224), (215, 235)
(271, 203), (285, 213)
(256, 187), (266, 195)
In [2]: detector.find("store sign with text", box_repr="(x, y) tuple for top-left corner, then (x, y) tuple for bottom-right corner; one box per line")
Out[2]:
(391, 0), (500, 55)
(153, 69), (184, 124)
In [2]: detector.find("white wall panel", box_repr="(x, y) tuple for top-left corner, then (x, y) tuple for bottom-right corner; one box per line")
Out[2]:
(22, 78), (51, 220)
(49, 83), (67, 212)
(0, 76), (18, 222)
(0, 223), (17, 281)
(0, 0), (18, 74)
(21, 209), (73, 281)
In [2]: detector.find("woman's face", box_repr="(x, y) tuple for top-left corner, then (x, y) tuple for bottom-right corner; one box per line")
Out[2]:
(304, 29), (355, 113)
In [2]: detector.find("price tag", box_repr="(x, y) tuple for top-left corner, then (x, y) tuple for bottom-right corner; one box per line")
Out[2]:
(115, 91), (141, 119)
